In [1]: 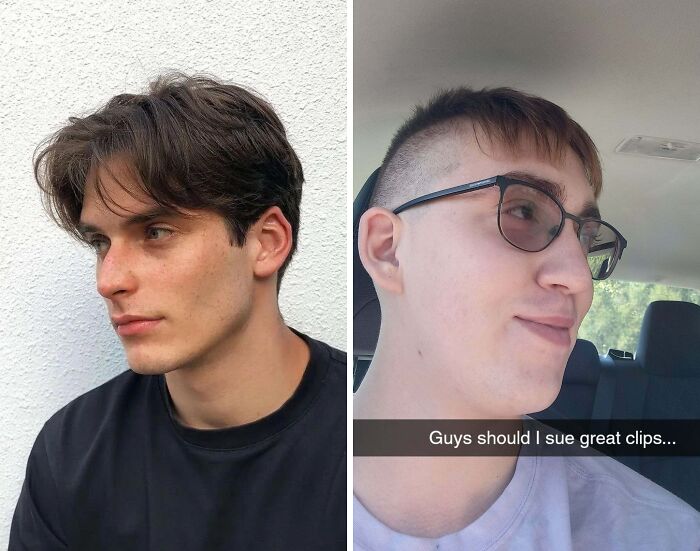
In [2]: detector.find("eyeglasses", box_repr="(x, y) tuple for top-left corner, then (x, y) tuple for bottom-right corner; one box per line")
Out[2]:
(393, 175), (627, 280)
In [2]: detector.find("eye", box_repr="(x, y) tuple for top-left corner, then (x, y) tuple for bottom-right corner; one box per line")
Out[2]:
(503, 201), (538, 222)
(145, 227), (173, 240)
(86, 235), (109, 255)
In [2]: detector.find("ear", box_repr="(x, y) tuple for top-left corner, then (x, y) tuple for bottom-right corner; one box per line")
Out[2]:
(358, 207), (403, 295)
(249, 206), (293, 280)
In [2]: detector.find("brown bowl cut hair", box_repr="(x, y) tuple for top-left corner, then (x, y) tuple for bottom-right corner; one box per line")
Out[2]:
(34, 73), (304, 285)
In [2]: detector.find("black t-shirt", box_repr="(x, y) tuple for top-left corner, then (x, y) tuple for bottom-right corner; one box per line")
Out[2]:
(10, 332), (346, 550)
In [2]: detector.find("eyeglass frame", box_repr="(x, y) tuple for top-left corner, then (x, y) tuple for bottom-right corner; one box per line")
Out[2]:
(392, 175), (628, 280)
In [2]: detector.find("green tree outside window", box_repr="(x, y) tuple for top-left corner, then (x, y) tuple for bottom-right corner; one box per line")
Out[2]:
(578, 281), (700, 355)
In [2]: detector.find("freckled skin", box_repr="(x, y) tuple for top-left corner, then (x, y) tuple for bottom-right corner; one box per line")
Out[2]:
(80, 163), (256, 376)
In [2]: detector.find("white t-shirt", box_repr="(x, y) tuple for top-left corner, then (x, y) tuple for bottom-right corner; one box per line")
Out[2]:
(354, 439), (700, 550)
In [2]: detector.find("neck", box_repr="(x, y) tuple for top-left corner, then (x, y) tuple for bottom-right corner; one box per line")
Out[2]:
(354, 455), (518, 537)
(354, 331), (519, 537)
(164, 301), (309, 430)
(355, 329), (514, 420)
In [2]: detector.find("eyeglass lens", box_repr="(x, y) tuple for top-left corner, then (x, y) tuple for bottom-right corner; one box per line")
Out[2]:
(498, 183), (619, 280)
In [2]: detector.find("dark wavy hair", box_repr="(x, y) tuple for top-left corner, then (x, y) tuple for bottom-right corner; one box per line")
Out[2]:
(34, 73), (304, 287)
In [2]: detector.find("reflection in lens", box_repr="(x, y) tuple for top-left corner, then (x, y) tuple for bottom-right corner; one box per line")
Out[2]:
(583, 222), (618, 280)
(499, 184), (562, 252)
(588, 253), (611, 279)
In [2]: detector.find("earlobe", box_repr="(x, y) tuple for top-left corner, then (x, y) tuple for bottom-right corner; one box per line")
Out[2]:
(251, 206), (293, 279)
(358, 207), (403, 294)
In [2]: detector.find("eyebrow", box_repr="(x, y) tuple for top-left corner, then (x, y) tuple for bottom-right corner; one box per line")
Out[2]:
(503, 170), (601, 219)
(78, 206), (178, 236)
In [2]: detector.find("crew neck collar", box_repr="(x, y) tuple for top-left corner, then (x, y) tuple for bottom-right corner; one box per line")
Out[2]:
(354, 436), (538, 550)
(157, 329), (330, 450)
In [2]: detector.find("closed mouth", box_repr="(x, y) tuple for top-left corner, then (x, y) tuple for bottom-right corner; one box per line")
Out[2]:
(515, 316), (572, 347)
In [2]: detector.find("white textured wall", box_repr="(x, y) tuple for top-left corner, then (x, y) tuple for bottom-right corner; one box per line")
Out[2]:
(0, 0), (346, 543)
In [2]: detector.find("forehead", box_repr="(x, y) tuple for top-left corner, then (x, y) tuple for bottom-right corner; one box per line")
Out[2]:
(78, 160), (235, 240)
(426, 130), (598, 213)
(81, 160), (156, 218)
(78, 160), (199, 234)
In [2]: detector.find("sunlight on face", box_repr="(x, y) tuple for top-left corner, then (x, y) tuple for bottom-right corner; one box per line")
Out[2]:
(395, 135), (595, 417)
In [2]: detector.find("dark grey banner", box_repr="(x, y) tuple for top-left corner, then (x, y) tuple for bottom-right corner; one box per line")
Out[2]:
(353, 419), (700, 456)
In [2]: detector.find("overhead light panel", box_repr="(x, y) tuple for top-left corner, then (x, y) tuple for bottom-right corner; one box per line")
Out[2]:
(615, 135), (700, 161)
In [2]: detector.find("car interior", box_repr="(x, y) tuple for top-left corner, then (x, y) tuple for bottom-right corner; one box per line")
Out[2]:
(353, 0), (700, 511)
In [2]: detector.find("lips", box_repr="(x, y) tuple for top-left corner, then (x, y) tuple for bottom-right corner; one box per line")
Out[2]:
(515, 316), (573, 347)
(111, 315), (163, 337)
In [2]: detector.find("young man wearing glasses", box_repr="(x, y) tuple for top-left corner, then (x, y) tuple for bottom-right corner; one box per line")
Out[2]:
(10, 75), (346, 550)
(354, 87), (700, 549)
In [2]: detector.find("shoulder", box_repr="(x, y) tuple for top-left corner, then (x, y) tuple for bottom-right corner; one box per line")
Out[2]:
(306, 332), (346, 366)
(21, 370), (154, 508)
(319, 339), (346, 379)
(306, 334), (347, 413)
(300, 331), (347, 388)
(46, 369), (146, 423)
(565, 453), (697, 511)
(41, 370), (152, 451)
(528, 417), (699, 519)
(525, 418), (700, 547)
(562, 453), (700, 546)
(295, 332), (346, 435)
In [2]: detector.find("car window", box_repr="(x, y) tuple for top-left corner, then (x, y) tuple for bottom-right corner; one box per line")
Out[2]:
(578, 280), (700, 354)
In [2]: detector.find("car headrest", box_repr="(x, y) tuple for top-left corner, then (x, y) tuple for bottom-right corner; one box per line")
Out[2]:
(353, 169), (382, 356)
(564, 339), (601, 384)
(636, 300), (700, 377)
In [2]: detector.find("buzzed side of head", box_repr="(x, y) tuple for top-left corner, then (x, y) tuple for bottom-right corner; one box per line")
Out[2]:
(370, 87), (602, 211)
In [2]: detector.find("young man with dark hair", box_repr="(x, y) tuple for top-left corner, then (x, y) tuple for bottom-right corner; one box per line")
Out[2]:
(354, 87), (700, 549)
(10, 74), (346, 550)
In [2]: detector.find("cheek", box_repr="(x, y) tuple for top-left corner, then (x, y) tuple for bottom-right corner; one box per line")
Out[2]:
(406, 229), (514, 341)
(162, 239), (250, 317)
(577, 281), (595, 325)
(194, 247), (249, 304)
(574, 278), (595, 312)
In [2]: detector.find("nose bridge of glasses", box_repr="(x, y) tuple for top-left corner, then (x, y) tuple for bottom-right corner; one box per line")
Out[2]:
(562, 211), (584, 234)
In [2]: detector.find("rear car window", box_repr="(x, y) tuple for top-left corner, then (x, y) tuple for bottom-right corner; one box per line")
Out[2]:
(578, 281), (700, 354)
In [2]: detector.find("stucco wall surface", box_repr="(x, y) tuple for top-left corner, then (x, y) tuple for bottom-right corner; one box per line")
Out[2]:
(0, 0), (346, 543)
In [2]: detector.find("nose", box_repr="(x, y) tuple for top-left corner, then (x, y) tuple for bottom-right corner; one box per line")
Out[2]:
(535, 218), (593, 295)
(96, 242), (138, 298)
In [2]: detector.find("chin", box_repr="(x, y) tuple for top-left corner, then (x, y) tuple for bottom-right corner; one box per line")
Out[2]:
(123, 349), (181, 376)
(500, 365), (564, 417)
(126, 363), (175, 376)
(522, 375), (564, 415)
(524, 391), (560, 416)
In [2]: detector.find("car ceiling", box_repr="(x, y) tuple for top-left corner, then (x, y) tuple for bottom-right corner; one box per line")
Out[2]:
(354, 0), (700, 290)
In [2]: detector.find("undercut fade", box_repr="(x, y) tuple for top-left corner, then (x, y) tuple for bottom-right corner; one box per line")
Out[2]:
(370, 87), (602, 210)
(34, 73), (304, 287)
